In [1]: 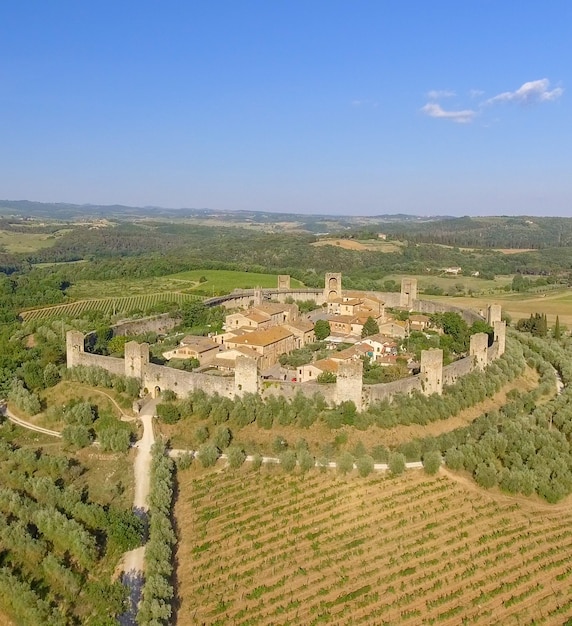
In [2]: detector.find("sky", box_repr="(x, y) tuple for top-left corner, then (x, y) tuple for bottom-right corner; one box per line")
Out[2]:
(0, 1), (571, 217)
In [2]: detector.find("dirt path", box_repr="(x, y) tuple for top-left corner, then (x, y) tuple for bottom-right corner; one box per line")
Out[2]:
(117, 398), (157, 626)
(1, 404), (62, 438)
(132, 400), (157, 511)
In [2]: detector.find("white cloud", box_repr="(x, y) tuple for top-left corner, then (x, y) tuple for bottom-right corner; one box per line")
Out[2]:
(420, 102), (477, 124)
(469, 89), (484, 99)
(486, 79), (563, 105)
(427, 89), (456, 99)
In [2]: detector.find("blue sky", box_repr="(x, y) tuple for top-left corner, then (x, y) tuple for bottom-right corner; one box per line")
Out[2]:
(1, 1), (570, 216)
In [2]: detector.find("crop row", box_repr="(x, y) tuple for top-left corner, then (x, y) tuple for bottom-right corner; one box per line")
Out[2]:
(176, 469), (572, 626)
(20, 291), (202, 321)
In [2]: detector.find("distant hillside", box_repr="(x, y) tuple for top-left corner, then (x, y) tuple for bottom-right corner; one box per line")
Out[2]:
(381, 216), (572, 249)
(1, 200), (571, 248)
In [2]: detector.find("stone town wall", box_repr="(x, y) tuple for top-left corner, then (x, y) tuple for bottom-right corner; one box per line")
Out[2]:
(142, 363), (235, 399)
(112, 313), (177, 337)
(261, 380), (337, 406)
(73, 352), (127, 377)
(442, 355), (473, 386)
(366, 376), (423, 403)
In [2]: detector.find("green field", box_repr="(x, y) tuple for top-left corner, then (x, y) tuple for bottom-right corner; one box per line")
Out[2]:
(64, 270), (304, 302)
(0, 229), (70, 253)
(383, 273), (514, 294)
(22, 270), (306, 321)
(164, 269), (304, 292)
(426, 288), (572, 326)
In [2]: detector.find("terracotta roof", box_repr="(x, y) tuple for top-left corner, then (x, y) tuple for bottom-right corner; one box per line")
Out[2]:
(285, 320), (314, 333)
(309, 358), (339, 373)
(359, 333), (394, 343)
(244, 311), (271, 323)
(254, 303), (294, 315)
(332, 344), (369, 361)
(327, 315), (354, 323)
(229, 326), (294, 347)
(179, 336), (219, 352)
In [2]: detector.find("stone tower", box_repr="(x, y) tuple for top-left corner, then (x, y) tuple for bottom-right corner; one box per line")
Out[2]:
(234, 355), (258, 396)
(66, 330), (85, 368)
(400, 278), (418, 308)
(278, 275), (291, 290)
(470, 333), (489, 370)
(487, 304), (502, 325)
(124, 341), (150, 379)
(420, 348), (443, 396)
(335, 359), (363, 412)
(253, 288), (263, 307)
(494, 320), (506, 356)
(324, 273), (342, 302)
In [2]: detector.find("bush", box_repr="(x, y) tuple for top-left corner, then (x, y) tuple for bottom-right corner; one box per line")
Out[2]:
(194, 424), (209, 444)
(297, 449), (315, 474)
(388, 452), (406, 476)
(62, 424), (94, 449)
(279, 450), (297, 473)
(197, 443), (220, 468)
(156, 403), (181, 424)
(337, 451), (355, 475)
(176, 452), (193, 470)
(251, 453), (263, 471)
(213, 426), (232, 450)
(226, 445), (246, 469)
(356, 455), (375, 477)
(422, 450), (442, 475)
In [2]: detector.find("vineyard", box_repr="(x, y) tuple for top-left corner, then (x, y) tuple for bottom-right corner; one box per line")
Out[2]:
(19, 291), (202, 322)
(175, 467), (572, 625)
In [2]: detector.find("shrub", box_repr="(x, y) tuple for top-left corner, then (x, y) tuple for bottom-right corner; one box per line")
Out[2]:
(176, 452), (193, 470)
(197, 444), (220, 468)
(251, 453), (263, 471)
(422, 450), (442, 475)
(356, 455), (375, 477)
(226, 445), (246, 469)
(156, 403), (181, 424)
(279, 450), (297, 473)
(337, 452), (355, 475)
(388, 452), (406, 476)
(297, 449), (315, 474)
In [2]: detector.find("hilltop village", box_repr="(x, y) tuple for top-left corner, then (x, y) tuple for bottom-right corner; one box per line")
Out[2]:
(163, 289), (410, 379)
(66, 275), (506, 412)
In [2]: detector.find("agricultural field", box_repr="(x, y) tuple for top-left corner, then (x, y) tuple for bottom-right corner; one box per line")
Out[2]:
(174, 466), (572, 626)
(163, 269), (305, 293)
(19, 292), (201, 322)
(382, 272), (514, 295)
(426, 289), (572, 327)
(0, 228), (71, 254)
(312, 239), (403, 253)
